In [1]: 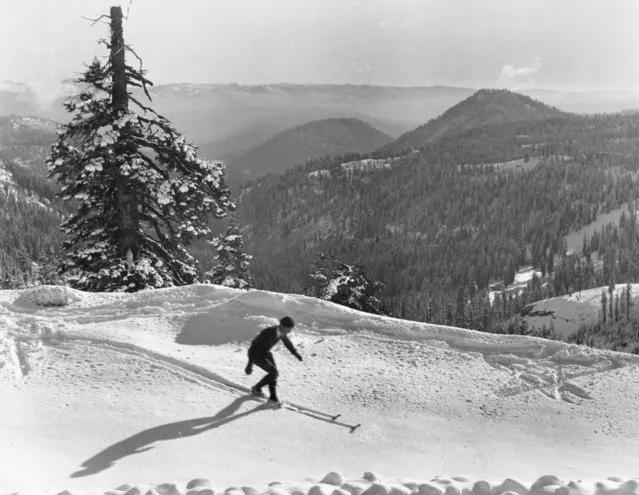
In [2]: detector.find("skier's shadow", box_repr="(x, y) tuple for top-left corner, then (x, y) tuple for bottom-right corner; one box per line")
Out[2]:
(71, 395), (266, 478)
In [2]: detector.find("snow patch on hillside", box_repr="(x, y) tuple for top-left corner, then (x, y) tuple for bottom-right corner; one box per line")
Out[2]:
(340, 158), (399, 172)
(0, 160), (15, 185)
(522, 283), (639, 339)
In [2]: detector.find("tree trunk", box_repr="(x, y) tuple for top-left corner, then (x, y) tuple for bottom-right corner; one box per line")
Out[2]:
(110, 6), (139, 262)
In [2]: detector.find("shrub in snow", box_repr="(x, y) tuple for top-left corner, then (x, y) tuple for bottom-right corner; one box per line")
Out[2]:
(187, 480), (215, 490)
(389, 485), (411, 495)
(418, 483), (444, 495)
(321, 472), (346, 486)
(47, 8), (235, 293)
(204, 214), (253, 289)
(491, 479), (528, 495)
(362, 484), (391, 495)
(15, 285), (71, 307)
(305, 253), (388, 316)
(471, 481), (491, 495)
(342, 482), (371, 495)
(530, 476), (564, 494)
(186, 489), (215, 495)
(309, 485), (337, 495)
(156, 482), (183, 495)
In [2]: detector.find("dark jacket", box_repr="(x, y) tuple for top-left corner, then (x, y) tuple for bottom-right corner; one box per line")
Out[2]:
(248, 326), (301, 361)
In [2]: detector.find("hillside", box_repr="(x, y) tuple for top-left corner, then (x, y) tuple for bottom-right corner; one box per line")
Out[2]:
(2, 284), (638, 494)
(198, 112), (407, 165)
(379, 89), (567, 156)
(227, 118), (392, 181)
(0, 116), (67, 287)
(521, 284), (639, 346)
(239, 111), (639, 328)
(0, 114), (58, 168)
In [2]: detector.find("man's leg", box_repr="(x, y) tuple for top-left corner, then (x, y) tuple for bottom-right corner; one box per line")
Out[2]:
(252, 353), (279, 401)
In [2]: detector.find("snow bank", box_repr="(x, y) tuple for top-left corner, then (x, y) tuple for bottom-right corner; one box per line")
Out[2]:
(10, 474), (639, 495)
(12, 285), (79, 307)
(176, 288), (356, 345)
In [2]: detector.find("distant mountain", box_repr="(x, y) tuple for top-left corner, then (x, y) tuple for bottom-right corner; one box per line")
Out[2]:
(197, 111), (408, 165)
(5, 82), (639, 155)
(1, 82), (474, 159)
(379, 89), (567, 156)
(0, 115), (58, 174)
(226, 117), (393, 181)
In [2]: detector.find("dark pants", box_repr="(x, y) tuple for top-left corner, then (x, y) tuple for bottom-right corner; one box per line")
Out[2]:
(252, 352), (279, 399)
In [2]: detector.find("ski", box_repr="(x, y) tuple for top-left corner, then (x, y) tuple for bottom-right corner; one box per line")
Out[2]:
(246, 394), (358, 432)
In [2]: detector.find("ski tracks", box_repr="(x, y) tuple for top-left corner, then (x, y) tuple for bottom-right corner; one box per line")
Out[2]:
(28, 330), (361, 432)
(470, 344), (628, 403)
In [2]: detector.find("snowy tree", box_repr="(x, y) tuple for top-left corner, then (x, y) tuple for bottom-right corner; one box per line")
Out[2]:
(47, 7), (234, 292)
(305, 253), (387, 316)
(204, 215), (253, 289)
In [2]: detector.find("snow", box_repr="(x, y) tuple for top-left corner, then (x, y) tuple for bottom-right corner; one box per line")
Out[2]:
(0, 162), (15, 185)
(522, 283), (639, 339)
(340, 158), (398, 173)
(488, 266), (542, 304)
(308, 170), (331, 179)
(1, 284), (639, 495)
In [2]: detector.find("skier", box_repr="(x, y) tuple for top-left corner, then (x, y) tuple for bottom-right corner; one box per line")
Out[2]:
(245, 316), (303, 404)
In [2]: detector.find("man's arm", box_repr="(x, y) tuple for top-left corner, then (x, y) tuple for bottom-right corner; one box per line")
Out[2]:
(281, 335), (302, 361)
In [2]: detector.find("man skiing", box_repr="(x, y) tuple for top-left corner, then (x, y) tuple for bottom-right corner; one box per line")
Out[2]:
(245, 316), (302, 404)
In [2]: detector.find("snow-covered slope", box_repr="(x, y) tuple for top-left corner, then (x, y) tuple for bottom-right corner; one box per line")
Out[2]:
(522, 283), (639, 340)
(1, 285), (638, 495)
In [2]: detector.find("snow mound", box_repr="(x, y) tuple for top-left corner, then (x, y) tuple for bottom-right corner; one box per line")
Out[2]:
(17, 474), (639, 495)
(12, 285), (79, 307)
(177, 289), (327, 345)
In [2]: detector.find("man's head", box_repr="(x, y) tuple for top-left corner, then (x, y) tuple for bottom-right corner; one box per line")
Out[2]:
(279, 316), (295, 334)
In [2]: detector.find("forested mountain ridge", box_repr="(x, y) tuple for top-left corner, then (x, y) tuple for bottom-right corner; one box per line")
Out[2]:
(239, 109), (639, 329)
(378, 89), (567, 157)
(227, 117), (392, 183)
(0, 115), (58, 168)
(0, 116), (68, 287)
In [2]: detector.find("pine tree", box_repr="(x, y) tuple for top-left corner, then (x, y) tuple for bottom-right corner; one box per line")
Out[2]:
(626, 282), (632, 321)
(204, 215), (253, 289)
(304, 253), (387, 315)
(455, 286), (467, 328)
(47, 7), (234, 292)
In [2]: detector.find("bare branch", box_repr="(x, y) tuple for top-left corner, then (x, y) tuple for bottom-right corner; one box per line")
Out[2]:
(129, 94), (159, 115)
(82, 14), (110, 26)
(125, 44), (153, 100)
(125, 0), (134, 20)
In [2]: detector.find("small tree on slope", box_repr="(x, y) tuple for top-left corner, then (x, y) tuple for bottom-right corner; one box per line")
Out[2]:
(204, 215), (254, 289)
(305, 253), (388, 316)
(47, 7), (234, 292)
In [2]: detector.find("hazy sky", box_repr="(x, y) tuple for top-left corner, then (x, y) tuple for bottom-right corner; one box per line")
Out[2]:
(2, 0), (638, 92)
